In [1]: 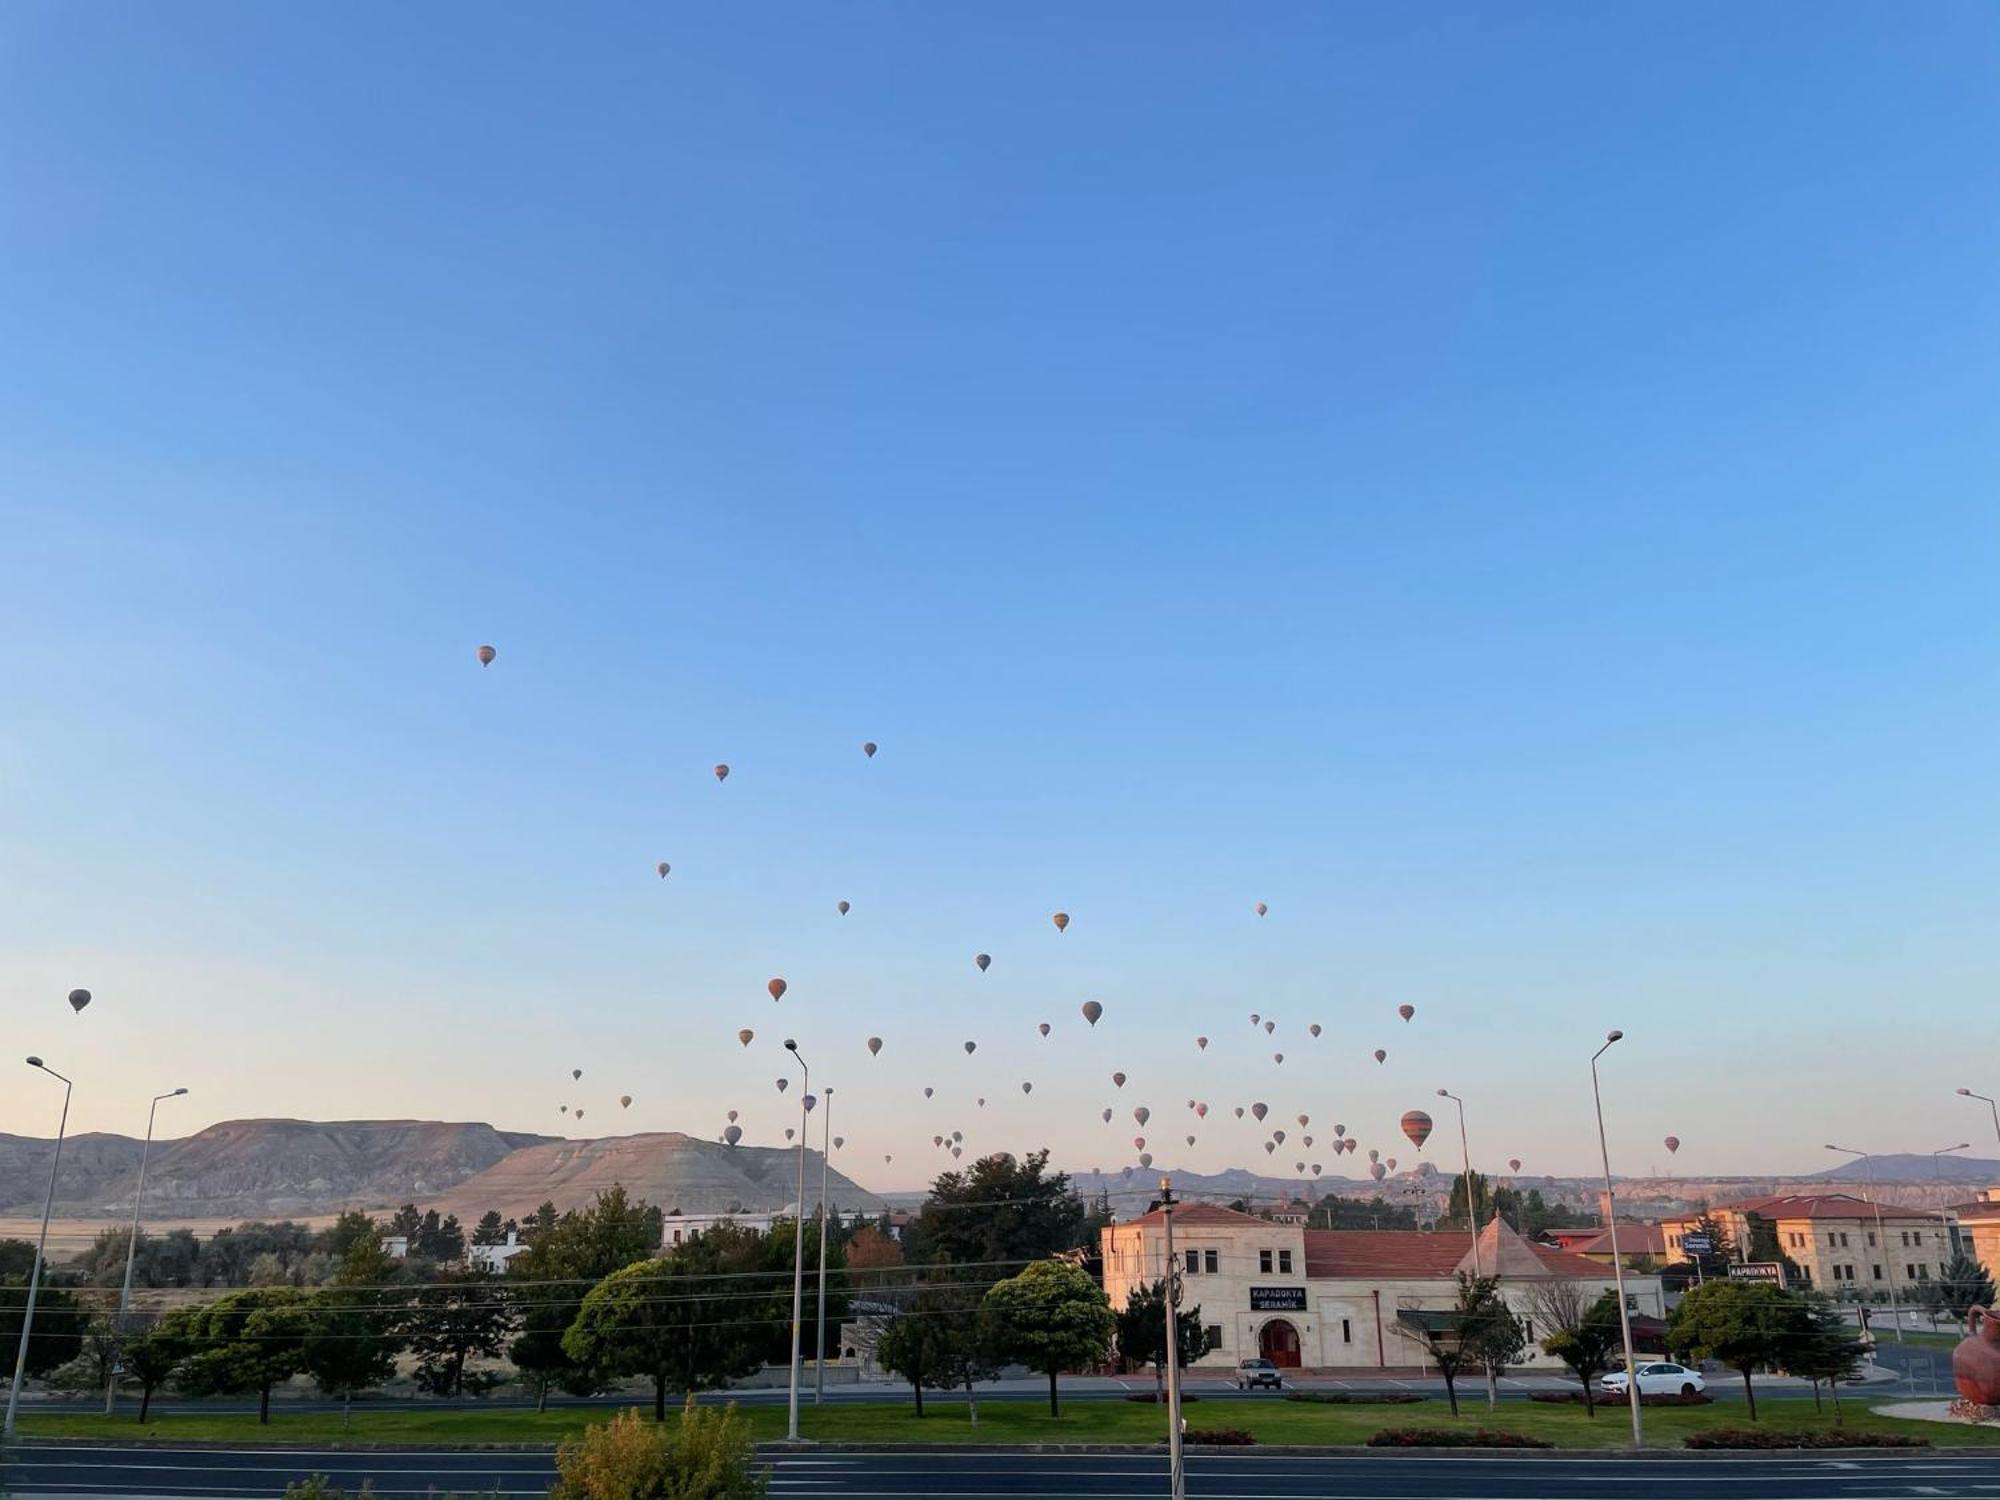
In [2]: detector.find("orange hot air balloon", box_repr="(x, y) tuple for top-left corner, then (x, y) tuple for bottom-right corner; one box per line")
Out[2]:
(863, 742), (877, 758)
(963, 1040), (977, 1054)
(656, 862), (671, 878)
(1374, 1049), (1387, 1064)
(1664, 1136), (1681, 1154)
(1081, 1001), (1103, 1026)
(1051, 912), (1069, 932)
(837, 900), (850, 915)
(866, 1036), (882, 1056)
(1400, 1110), (1434, 1150)
(1111, 1071), (1127, 1089)
(476, 644), (496, 666)
(1398, 1004), (1415, 1022)
(1037, 1022), (1051, 1037)
(68, 989), (92, 1014)
(975, 953), (991, 972)
(738, 1029), (754, 1047)
(713, 763), (730, 782)
(768, 978), (787, 1001)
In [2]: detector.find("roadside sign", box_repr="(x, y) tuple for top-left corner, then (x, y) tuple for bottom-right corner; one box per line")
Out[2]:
(1727, 1261), (1787, 1287)
(1681, 1233), (1713, 1255)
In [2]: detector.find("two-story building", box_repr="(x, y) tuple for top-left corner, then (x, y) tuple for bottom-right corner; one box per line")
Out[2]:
(1944, 1188), (2000, 1276)
(1101, 1203), (1664, 1371)
(1660, 1194), (1955, 1293)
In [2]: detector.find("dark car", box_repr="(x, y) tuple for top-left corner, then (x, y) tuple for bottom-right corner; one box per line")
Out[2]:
(1235, 1357), (1284, 1390)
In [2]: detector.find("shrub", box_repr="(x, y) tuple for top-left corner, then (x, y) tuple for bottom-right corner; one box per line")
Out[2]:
(1122, 1391), (1200, 1403)
(1183, 1428), (1255, 1446)
(1365, 1427), (1553, 1449)
(283, 1481), (376, 1500)
(1528, 1389), (1711, 1407)
(551, 1404), (768, 1500)
(1684, 1428), (1929, 1450)
(1286, 1390), (1423, 1405)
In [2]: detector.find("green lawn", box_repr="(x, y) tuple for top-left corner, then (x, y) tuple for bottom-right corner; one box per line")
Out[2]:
(20, 1395), (1996, 1450)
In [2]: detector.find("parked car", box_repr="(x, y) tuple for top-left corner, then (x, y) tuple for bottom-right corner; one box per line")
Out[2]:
(1600, 1361), (1705, 1397)
(1235, 1357), (1285, 1391)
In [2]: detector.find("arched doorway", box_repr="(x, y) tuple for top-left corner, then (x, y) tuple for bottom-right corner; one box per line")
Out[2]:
(1259, 1318), (1302, 1368)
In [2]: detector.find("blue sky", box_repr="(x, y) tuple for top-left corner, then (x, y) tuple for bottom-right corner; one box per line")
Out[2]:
(4, 4), (1997, 1186)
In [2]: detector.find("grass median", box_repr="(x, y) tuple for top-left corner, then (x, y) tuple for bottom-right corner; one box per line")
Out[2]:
(20, 1396), (1995, 1450)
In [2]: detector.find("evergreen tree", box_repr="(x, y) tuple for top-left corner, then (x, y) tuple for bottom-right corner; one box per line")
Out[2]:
(1112, 1279), (1208, 1399)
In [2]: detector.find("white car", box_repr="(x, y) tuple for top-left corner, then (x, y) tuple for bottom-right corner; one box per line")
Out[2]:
(1600, 1362), (1705, 1397)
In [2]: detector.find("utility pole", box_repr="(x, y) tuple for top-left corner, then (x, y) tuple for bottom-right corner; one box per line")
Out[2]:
(1159, 1176), (1186, 1500)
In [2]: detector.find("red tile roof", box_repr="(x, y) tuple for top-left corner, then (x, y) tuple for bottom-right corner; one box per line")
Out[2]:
(1708, 1193), (1948, 1223)
(1115, 1202), (1274, 1231)
(1303, 1224), (1615, 1281)
(1570, 1224), (1667, 1256)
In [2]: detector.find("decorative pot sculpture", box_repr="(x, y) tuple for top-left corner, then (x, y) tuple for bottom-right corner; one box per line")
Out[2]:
(1953, 1306), (2000, 1407)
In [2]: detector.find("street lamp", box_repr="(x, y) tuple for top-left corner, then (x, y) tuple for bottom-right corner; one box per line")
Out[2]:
(1436, 1089), (1481, 1277)
(1932, 1142), (1971, 1184)
(1158, 1176), (1186, 1500)
(5, 1057), (74, 1442)
(107, 1087), (188, 1413)
(782, 1040), (810, 1443)
(1827, 1145), (1903, 1344)
(1957, 1089), (2000, 1154)
(814, 1087), (832, 1406)
(1590, 1029), (1643, 1450)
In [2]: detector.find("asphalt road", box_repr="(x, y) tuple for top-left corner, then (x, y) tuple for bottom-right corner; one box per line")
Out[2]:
(10, 1445), (2000, 1499)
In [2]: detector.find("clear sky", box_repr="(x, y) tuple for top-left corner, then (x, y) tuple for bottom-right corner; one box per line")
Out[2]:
(4, 4), (1997, 1188)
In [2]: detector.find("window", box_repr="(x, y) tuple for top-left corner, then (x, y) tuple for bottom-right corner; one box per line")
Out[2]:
(1906, 1265), (1919, 1281)
(1259, 1250), (1273, 1274)
(1205, 1324), (1224, 1350)
(1872, 1264), (1884, 1281)
(1898, 1231), (1909, 1247)
(1278, 1249), (1293, 1274)
(1185, 1249), (1200, 1274)
(1867, 1232), (1877, 1248)
(1341, 1318), (1352, 1344)
(1205, 1249), (1219, 1274)
(1918, 1265), (1931, 1281)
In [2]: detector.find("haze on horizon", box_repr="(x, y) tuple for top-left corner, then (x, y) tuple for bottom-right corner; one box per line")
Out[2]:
(4, 5), (1996, 1189)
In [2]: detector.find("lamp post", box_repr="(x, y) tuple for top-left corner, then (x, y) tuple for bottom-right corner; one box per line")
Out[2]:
(1590, 1029), (1642, 1450)
(106, 1087), (188, 1414)
(5, 1057), (74, 1443)
(814, 1087), (832, 1406)
(1435, 1089), (1481, 1277)
(1827, 1145), (1903, 1344)
(782, 1040), (810, 1443)
(1931, 1142), (1970, 1184)
(1159, 1176), (1186, 1500)
(1957, 1089), (2000, 1154)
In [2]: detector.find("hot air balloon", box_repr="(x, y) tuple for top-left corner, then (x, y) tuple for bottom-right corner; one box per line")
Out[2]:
(1186, 1135), (1196, 1147)
(952, 1146), (963, 1159)
(1371, 1162), (1387, 1182)
(1133, 1136), (1146, 1150)
(884, 1154), (893, 1164)
(1508, 1158), (1522, 1172)
(951, 1131), (963, 1143)
(863, 742), (877, 758)
(724, 1125), (743, 1146)
(1134, 1106), (1150, 1126)
(776, 1078), (789, 1093)
(68, 989), (91, 1014)
(727, 1109), (739, 1122)
(1234, 1107), (1245, 1119)
(1312, 1163), (1323, 1177)
(476, 644), (496, 666)
(1264, 1142), (1276, 1155)
(975, 954), (991, 972)
(1021, 1082), (1032, 1095)
(785, 1128), (795, 1141)
(1196, 1036), (1208, 1051)
(1081, 1001), (1103, 1026)
(559, 1105), (568, 1114)
(834, 1136), (845, 1150)
(1250, 1013), (1261, 1026)
(1052, 912), (1069, 932)
(1263, 1020), (1276, 1035)
(768, 978), (787, 1001)
(1102, 1108), (1114, 1123)
(1273, 1053), (1284, 1065)
(738, 1029), (754, 1047)
(1255, 902), (1268, 917)
(1368, 1148), (1379, 1162)
(575, 1108), (585, 1120)
(1111, 1071), (1126, 1089)
(713, 764), (730, 782)
(1139, 1152), (1152, 1168)
(1308, 1023), (1321, 1038)
(1194, 1103), (1208, 1119)
(1333, 1124), (1345, 1137)
(1399, 1110), (1434, 1150)
(1373, 1049), (1387, 1064)
(1398, 1004), (1415, 1022)
(1037, 1022), (1051, 1038)
(620, 1095), (632, 1109)
(1664, 1136), (1681, 1155)
(963, 1041), (976, 1055)
(837, 900), (850, 915)
(1387, 1157), (1398, 1171)
(1273, 1129), (1286, 1145)
(1297, 1114), (1310, 1127)
(657, 862), (671, 878)
(572, 1068), (583, 1081)
(1251, 1103), (1268, 1122)
(933, 1135), (944, 1147)
(803, 1094), (817, 1113)
(923, 1087), (933, 1099)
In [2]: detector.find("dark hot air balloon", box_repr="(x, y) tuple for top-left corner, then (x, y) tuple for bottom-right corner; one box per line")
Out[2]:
(1255, 902), (1268, 916)
(1251, 1102), (1268, 1122)
(1508, 1158), (1522, 1172)
(1037, 1022), (1051, 1038)
(1664, 1136), (1681, 1154)
(776, 1078), (789, 1092)
(1374, 1049), (1387, 1064)
(1133, 1106), (1150, 1125)
(1021, 1082), (1032, 1095)
(68, 989), (92, 1014)
(923, 1087), (933, 1098)
(1399, 1110), (1434, 1150)
(738, 1029), (754, 1047)
(1308, 1023), (1321, 1038)
(727, 1109), (738, 1122)
(474, 643), (498, 668)
(1133, 1136), (1146, 1150)
(975, 954), (991, 972)
(1081, 1001), (1103, 1026)
(768, 978), (787, 1001)
(724, 1125), (742, 1146)
(867, 1037), (882, 1057)
(1051, 912), (1069, 932)
(1111, 1071), (1126, 1089)
(713, 764), (730, 782)
(572, 1068), (582, 1081)
(963, 1041), (976, 1055)
(1398, 1004), (1415, 1022)
(1196, 1036), (1208, 1051)
(1371, 1162), (1387, 1181)
(1102, 1108), (1114, 1123)
(863, 742), (877, 758)
(837, 900), (850, 915)
(657, 862), (671, 878)
(620, 1095), (632, 1109)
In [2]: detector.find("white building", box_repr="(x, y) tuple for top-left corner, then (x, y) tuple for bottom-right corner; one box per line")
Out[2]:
(1102, 1203), (1665, 1371)
(469, 1230), (530, 1274)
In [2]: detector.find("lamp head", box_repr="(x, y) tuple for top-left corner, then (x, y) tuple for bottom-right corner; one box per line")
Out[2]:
(1605, 1029), (1623, 1044)
(1960, 1088), (1974, 1096)
(26, 1056), (43, 1068)
(172, 1087), (188, 1096)
(1436, 1087), (1448, 1097)
(784, 1039), (797, 1052)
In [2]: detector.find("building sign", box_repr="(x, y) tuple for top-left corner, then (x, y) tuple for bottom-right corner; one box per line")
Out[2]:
(1727, 1262), (1787, 1287)
(1680, 1233), (1713, 1255)
(1250, 1286), (1307, 1311)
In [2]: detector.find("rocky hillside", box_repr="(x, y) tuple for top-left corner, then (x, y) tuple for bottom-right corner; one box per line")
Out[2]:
(429, 1132), (887, 1220)
(0, 1119), (553, 1220)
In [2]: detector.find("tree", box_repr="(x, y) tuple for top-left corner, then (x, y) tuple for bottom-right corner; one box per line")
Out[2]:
(907, 1151), (1086, 1270)
(299, 1228), (405, 1414)
(844, 1226), (904, 1292)
(563, 1228), (769, 1421)
(1307, 1196), (1419, 1231)
(508, 1185), (667, 1410)
(0, 1275), (87, 1381)
(1113, 1279), (1209, 1399)
(549, 1402), (765, 1500)
(174, 1287), (311, 1423)
(1923, 1251), (1997, 1327)
(1667, 1279), (1795, 1420)
(1456, 1274), (1527, 1409)
(984, 1260), (1114, 1417)
(471, 1211), (508, 1247)
(877, 1278), (999, 1420)
(120, 1314), (189, 1423)
(406, 1264), (509, 1396)
(1391, 1273), (1512, 1419)
(1528, 1282), (1623, 1416)
(1784, 1292), (1867, 1420)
